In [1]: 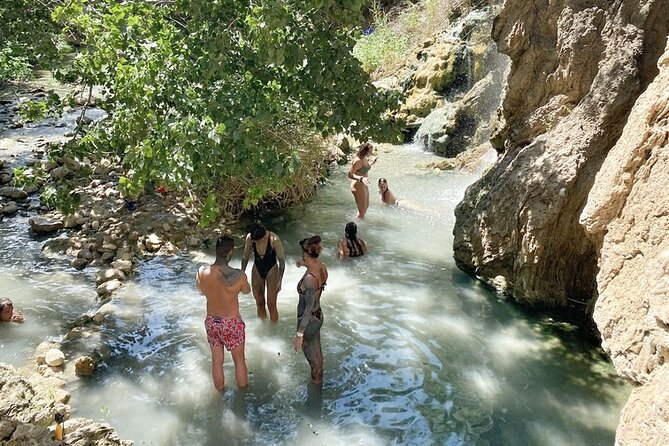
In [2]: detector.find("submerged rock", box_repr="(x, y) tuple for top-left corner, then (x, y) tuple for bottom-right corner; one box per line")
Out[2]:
(30, 217), (64, 234)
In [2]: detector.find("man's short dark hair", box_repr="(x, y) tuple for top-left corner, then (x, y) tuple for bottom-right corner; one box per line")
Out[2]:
(249, 223), (267, 241)
(216, 236), (235, 257)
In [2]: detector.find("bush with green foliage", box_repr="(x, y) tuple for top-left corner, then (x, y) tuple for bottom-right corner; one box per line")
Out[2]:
(52, 0), (396, 221)
(353, 21), (409, 73)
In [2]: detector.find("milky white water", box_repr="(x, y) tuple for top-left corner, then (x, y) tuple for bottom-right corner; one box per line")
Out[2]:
(0, 142), (629, 445)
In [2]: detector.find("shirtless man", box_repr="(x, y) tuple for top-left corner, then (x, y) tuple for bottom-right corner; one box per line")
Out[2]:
(241, 223), (286, 322)
(0, 298), (24, 323)
(196, 235), (251, 390)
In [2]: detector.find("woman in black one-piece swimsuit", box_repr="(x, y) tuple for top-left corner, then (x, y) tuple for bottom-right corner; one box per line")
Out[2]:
(294, 235), (328, 384)
(241, 223), (286, 321)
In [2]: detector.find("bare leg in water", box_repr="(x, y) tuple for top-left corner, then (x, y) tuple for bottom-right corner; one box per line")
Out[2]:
(351, 180), (369, 219)
(251, 265), (280, 321)
(251, 267), (267, 320)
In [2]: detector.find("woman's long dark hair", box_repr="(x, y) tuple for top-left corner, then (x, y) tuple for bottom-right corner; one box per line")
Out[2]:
(344, 222), (364, 257)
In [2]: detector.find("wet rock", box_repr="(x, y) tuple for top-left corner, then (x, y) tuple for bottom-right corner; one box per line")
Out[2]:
(0, 171), (12, 184)
(111, 259), (132, 275)
(29, 216), (64, 234)
(77, 248), (93, 260)
(2, 201), (19, 215)
(0, 186), (28, 200)
(91, 220), (100, 231)
(92, 312), (105, 324)
(45, 348), (65, 367)
(63, 418), (133, 446)
(96, 279), (122, 297)
(95, 268), (126, 285)
(74, 356), (96, 376)
(71, 258), (88, 270)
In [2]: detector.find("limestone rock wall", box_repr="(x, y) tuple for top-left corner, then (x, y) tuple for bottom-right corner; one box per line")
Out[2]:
(580, 41), (669, 445)
(453, 0), (669, 307)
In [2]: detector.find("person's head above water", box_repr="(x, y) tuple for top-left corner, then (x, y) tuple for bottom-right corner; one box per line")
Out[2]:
(299, 235), (322, 258)
(215, 235), (235, 260)
(345, 222), (358, 240)
(0, 298), (15, 322)
(357, 142), (373, 158)
(249, 222), (267, 241)
(378, 178), (389, 191)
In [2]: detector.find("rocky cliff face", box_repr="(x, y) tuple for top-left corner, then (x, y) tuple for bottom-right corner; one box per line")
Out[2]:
(580, 41), (669, 445)
(452, 0), (669, 442)
(454, 0), (669, 307)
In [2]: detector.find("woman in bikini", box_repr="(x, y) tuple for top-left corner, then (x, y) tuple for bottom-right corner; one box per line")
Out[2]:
(293, 235), (328, 384)
(242, 222), (286, 322)
(348, 142), (377, 219)
(378, 178), (398, 206)
(337, 221), (368, 258)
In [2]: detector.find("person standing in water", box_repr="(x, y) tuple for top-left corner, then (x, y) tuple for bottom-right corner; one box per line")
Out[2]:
(378, 178), (398, 206)
(294, 235), (329, 384)
(348, 142), (377, 219)
(337, 222), (368, 258)
(241, 222), (286, 322)
(0, 298), (24, 323)
(196, 235), (251, 391)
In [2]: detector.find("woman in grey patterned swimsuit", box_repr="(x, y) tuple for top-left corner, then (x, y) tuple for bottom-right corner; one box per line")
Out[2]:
(293, 235), (329, 384)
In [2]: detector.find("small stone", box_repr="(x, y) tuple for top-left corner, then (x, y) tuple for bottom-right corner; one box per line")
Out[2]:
(111, 259), (133, 275)
(0, 187), (27, 200)
(95, 268), (126, 285)
(77, 248), (94, 260)
(45, 348), (65, 367)
(145, 233), (163, 252)
(92, 312), (105, 323)
(74, 356), (96, 376)
(91, 220), (100, 231)
(50, 166), (69, 180)
(96, 279), (122, 296)
(71, 258), (88, 270)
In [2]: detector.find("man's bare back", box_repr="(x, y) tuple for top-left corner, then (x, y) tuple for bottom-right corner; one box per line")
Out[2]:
(196, 264), (251, 319)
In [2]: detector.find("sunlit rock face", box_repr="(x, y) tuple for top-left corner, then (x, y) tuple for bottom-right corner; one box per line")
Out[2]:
(581, 41), (669, 445)
(453, 0), (669, 308)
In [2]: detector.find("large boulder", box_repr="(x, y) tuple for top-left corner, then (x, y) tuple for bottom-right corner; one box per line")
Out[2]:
(30, 217), (64, 234)
(580, 40), (669, 444)
(0, 187), (27, 200)
(453, 0), (669, 308)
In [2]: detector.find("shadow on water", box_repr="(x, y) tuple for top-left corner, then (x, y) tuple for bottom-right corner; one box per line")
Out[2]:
(1, 143), (629, 446)
(452, 270), (628, 445)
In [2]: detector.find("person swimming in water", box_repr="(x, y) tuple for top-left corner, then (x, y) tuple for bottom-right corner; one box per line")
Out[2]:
(378, 178), (398, 206)
(348, 142), (377, 219)
(337, 222), (368, 258)
(241, 222), (286, 322)
(0, 298), (24, 323)
(294, 235), (328, 384)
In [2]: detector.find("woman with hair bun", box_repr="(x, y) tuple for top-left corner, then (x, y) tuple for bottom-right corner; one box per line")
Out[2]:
(294, 235), (329, 384)
(337, 222), (368, 258)
(348, 142), (377, 219)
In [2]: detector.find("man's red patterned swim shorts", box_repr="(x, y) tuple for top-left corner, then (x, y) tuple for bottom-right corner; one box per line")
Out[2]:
(204, 315), (245, 351)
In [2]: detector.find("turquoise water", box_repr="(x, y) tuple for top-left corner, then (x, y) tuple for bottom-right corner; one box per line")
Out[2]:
(0, 142), (628, 445)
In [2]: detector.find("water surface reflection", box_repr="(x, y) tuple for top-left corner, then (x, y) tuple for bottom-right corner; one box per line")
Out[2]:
(0, 143), (628, 445)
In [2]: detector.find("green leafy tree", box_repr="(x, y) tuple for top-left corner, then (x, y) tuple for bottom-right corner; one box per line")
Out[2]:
(0, 0), (62, 83)
(53, 0), (397, 220)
